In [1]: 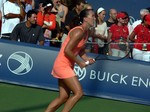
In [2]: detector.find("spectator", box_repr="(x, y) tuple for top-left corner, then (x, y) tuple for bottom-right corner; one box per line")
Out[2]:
(129, 14), (150, 62)
(61, 0), (86, 45)
(20, 0), (35, 13)
(1, 0), (26, 39)
(37, 1), (56, 32)
(108, 12), (129, 57)
(54, 0), (68, 24)
(93, 7), (108, 54)
(106, 8), (117, 29)
(36, 1), (56, 45)
(51, 0), (69, 48)
(121, 11), (133, 35)
(0, 0), (6, 33)
(65, 0), (86, 31)
(10, 9), (45, 45)
(132, 8), (149, 29)
(25, 0), (35, 13)
(37, 1), (60, 46)
(84, 3), (93, 10)
(84, 3), (93, 53)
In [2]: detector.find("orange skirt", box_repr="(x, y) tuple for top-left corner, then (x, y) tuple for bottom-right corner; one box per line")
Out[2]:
(51, 64), (76, 79)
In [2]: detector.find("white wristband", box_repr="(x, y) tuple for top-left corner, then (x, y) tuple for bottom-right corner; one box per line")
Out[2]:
(85, 61), (90, 65)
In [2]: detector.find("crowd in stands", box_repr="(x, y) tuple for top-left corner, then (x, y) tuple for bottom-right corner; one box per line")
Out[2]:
(1, 0), (150, 62)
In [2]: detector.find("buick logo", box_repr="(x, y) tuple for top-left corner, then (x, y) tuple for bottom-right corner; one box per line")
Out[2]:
(74, 65), (87, 81)
(7, 51), (33, 75)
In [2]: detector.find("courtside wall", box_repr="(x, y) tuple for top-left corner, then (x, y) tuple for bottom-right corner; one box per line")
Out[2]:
(0, 39), (150, 105)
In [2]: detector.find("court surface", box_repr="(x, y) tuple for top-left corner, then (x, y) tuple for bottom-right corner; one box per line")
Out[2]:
(0, 83), (150, 112)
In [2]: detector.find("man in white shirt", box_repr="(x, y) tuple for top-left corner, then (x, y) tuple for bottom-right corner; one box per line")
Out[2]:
(132, 8), (149, 29)
(1, 0), (25, 39)
(0, 0), (6, 13)
(0, 0), (6, 33)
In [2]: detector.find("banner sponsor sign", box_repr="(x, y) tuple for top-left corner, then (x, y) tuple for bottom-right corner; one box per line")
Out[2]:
(0, 39), (150, 105)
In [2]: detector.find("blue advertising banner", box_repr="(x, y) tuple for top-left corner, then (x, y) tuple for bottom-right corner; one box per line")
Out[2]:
(0, 39), (150, 105)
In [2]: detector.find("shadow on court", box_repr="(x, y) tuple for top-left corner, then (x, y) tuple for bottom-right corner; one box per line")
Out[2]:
(0, 83), (150, 112)
(2, 103), (48, 112)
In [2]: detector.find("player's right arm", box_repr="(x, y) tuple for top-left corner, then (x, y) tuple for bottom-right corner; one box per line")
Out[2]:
(64, 28), (87, 68)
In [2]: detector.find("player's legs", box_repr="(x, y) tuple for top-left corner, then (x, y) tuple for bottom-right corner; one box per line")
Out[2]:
(61, 76), (83, 112)
(45, 79), (71, 112)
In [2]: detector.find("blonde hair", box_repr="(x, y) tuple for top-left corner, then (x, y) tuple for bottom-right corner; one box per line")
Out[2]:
(84, 3), (92, 10)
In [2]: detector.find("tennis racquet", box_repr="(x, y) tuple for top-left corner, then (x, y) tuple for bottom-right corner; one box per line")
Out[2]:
(85, 37), (132, 64)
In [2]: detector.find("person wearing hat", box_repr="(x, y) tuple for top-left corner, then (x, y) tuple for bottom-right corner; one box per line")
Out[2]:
(92, 7), (108, 54)
(37, 1), (56, 39)
(108, 12), (129, 57)
(129, 14), (150, 62)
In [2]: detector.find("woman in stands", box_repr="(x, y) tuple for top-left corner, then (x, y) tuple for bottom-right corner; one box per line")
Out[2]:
(129, 14), (150, 62)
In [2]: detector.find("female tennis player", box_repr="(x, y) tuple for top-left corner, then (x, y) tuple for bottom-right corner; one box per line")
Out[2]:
(45, 9), (95, 112)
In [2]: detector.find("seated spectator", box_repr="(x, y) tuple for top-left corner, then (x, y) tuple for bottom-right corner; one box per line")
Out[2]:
(129, 14), (150, 62)
(132, 8), (149, 29)
(83, 3), (93, 53)
(108, 12), (129, 57)
(50, 0), (69, 48)
(25, 0), (35, 13)
(54, 0), (68, 24)
(10, 10), (45, 45)
(37, 1), (56, 39)
(121, 11), (133, 35)
(20, 0), (35, 13)
(0, 0), (6, 33)
(61, 0), (86, 45)
(106, 8), (117, 29)
(65, 0), (86, 31)
(84, 3), (93, 10)
(93, 7), (108, 54)
(1, 0), (25, 39)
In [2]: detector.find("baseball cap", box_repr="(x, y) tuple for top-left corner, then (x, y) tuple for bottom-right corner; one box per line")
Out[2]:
(145, 14), (150, 25)
(97, 7), (105, 14)
(44, 3), (52, 8)
(116, 12), (127, 19)
(41, 1), (53, 8)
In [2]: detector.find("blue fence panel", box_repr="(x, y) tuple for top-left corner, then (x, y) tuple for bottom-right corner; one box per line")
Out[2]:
(0, 39), (150, 105)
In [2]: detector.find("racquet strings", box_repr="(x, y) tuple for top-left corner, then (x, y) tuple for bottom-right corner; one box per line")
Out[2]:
(94, 38), (131, 61)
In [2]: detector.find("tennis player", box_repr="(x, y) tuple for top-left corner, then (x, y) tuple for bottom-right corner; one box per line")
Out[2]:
(45, 9), (95, 112)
